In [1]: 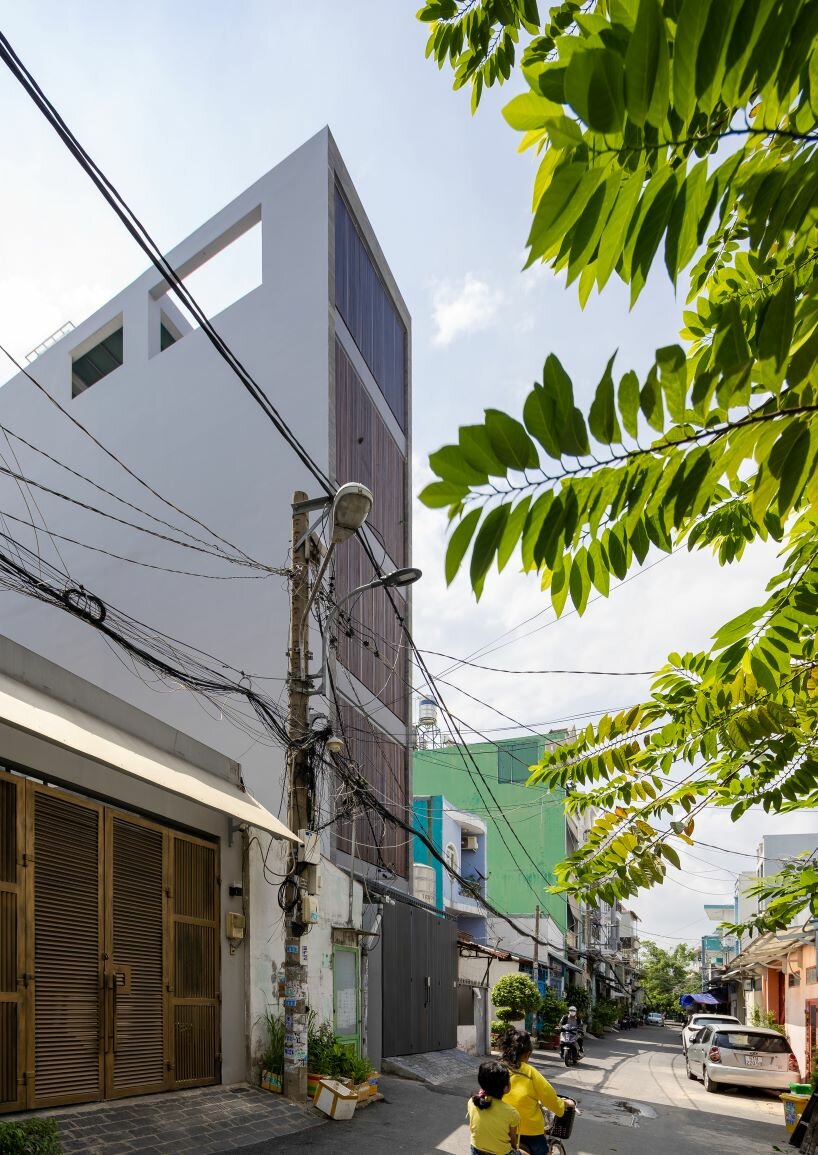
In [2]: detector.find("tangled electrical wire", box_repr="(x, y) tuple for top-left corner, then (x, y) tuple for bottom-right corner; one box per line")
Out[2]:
(0, 530), (291, 748)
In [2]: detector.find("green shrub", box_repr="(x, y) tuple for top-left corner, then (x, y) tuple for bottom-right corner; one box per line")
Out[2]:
(491, 973), (541, 1023)
(540, 989), (568, 1035)
(307, 1015), (338, 1076)
(750, 1007), (786, 1035)
(565, 986), (591, 1021)
(593, 999), (621, 1030)
(0, 1118), (62, 1154)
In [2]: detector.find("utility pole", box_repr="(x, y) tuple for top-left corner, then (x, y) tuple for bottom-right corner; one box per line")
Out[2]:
(283, 490), (310, 1102)
(533, 904), (540, 983)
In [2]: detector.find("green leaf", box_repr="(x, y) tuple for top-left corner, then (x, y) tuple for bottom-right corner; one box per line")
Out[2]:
(618, 370), (641, 439)
(664, 158), (708, 283)
(445, 508), (482, 585)
(527, 164), (597, 264)
(458, 424), (507, 476)
(639, 367), (665, 432)
(712, 300), (752, 376)
(757, 275), (796, 371)
(672, 0), (711, 122)
(655, 345), (687, 423)
(470, 504), (511, 599)
(596, 169), (645, 291)
(768, 419), (812, 516)
(524, 383), (562, 460)
(484, 409), (540, 470)
(624, 0), (670, 127)
(565, 47), (626, 133)
(569, 546), (591, 613)
(419, 480), (470, 508)
(498, 497), (531, 572)
(550, 556), (571, 616)
(502, 91), (560, 130)
(588, 355), (622, 445)
(659, 843), (681, 869)
(543, 354), (591, 456)
(429, 445), (489, 486)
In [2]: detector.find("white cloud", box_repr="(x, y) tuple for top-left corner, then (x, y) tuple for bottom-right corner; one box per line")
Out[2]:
(431, 273), (503, 346)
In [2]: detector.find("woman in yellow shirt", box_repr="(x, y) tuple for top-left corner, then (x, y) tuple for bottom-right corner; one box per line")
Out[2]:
(467, 1060), (521, 1155)
(500, 1028), (575, 1155)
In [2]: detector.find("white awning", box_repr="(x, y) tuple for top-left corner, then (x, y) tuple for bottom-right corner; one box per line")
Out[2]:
(0, 669), (299, 842)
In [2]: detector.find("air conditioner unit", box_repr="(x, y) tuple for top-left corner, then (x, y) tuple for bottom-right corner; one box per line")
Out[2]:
(462, 835), (479, 852)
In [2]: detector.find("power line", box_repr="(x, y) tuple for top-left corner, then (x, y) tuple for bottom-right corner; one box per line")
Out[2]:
(0, 507), (278, 581)
(0, 457), (273, 570)
(422, 650), (657, 677)
(0, 341), (263, 567)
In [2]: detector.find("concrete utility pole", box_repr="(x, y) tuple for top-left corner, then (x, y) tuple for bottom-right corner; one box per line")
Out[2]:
(283, 490), (310, 1102)
(533, 904), (540, 978)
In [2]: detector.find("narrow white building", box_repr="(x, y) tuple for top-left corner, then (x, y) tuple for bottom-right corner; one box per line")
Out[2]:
(0, 127), (413, 1110)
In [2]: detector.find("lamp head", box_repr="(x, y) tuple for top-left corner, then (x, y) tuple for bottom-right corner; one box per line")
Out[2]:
(379, 567), (422, 589)
(331, 483), (373, 543)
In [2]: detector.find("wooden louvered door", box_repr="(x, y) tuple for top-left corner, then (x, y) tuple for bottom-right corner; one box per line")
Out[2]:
(104, 812), (168, 1099)
(169, 833), (220, 1088)
(29, 786), (104, 1108)
(0, 771), (24, 1112)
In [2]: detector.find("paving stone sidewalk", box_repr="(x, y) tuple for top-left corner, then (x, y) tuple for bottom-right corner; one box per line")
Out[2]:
(48, 1084), (323, 1154)
(382, 1047), (489, 1087)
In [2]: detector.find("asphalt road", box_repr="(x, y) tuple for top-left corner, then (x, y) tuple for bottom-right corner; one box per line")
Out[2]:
(228, 1024), (789, 1154)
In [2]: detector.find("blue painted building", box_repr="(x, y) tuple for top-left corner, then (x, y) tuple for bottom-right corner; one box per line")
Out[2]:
(412, 794), (488, 943)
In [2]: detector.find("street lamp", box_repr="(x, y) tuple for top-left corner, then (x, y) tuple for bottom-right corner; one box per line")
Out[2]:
(310, 566), (422, 697)
(297, 483), (374, 681)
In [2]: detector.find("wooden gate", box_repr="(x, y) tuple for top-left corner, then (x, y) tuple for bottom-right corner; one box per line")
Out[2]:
(0, 770), (220, 1113)
(381, 899), (457, 1057)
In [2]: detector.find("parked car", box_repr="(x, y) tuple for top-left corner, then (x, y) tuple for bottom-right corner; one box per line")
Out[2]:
(645, 1012), (665, 1026)
(681, 1013), (741, 1053)
(685, 1024), (799, 1093)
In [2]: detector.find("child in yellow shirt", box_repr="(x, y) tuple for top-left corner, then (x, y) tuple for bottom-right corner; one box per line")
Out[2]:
(467, 1060), (521, 1155)
(500, 1028), (575, 1155)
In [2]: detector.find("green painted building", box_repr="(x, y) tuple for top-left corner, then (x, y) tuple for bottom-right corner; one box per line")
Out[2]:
(413, 733), (570, 938)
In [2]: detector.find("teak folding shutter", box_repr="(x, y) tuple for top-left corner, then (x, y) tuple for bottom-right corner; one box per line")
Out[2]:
(0, 773), (23, 1111)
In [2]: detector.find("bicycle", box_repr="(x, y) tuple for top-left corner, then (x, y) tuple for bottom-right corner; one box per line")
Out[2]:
(542, 1098), (577, 1155)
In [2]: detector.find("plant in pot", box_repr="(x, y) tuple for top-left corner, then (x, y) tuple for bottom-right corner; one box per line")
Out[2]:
(258, 1009), (285, 1093)
(491, 973), (542, 1043)
(306, 1015), (338, 1096)
(538, 990), (568, 1048)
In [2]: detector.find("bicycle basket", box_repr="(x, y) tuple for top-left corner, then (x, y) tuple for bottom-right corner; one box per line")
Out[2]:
(548, 1103), (576, 1140)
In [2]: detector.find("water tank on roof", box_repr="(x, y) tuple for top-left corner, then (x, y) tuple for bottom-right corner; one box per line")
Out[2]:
(418, 698), (437, 728)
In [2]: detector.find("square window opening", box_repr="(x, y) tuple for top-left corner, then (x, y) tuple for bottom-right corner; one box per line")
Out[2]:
(152, 213), (262, 342)
(71, 324), (124, 398)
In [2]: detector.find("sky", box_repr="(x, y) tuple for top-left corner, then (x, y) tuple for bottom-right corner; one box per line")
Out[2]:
(0, 1), (814, 951)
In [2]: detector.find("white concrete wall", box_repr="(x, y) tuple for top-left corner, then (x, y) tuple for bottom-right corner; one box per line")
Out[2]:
(0, 128), (410, 1071)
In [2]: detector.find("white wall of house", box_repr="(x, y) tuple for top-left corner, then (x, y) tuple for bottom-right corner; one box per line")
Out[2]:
(0, 128), (410, 1068)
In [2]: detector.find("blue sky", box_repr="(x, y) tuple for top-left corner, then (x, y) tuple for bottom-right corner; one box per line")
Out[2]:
(0, 2), (811, 948)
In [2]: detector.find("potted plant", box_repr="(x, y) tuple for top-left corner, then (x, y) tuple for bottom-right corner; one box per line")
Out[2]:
(491, 973), (542, 1033)
(307, 1015), (338, 1097)
(258, 1009), (285, 1093)
(538, 990), (568, 1049)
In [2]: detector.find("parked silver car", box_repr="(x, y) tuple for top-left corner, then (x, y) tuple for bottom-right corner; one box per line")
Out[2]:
(645, 1011), (665, 1026)
(685, 1024), (800, 1093)
(681, 1013), (741, 1053)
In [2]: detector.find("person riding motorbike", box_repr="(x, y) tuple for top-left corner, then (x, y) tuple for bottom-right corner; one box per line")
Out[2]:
(558, 1006), (584, 1056)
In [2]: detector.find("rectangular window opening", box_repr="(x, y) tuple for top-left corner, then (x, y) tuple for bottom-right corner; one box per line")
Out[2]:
(153, 214), (262, 341)
(71, 324), (124, 398)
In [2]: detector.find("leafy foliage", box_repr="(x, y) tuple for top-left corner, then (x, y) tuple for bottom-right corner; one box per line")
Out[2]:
(750, 1005), (786, 1034)
(639, 942), (698, 1012)
(0, 1119), (62, 1155)
(419, 0), (818, 934)
(539, 987), (569, 1033)
(492, 971), (543, 1020)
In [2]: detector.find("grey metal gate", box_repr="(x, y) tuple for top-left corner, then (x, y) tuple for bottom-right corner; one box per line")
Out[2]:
(381, 899), (457, 1056)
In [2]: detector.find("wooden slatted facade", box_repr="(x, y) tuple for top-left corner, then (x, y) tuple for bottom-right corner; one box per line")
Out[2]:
(0, 769), (220, 1113)
(333, 700), (409, 879)
(335, 340), (406, 569)
(334, 188), (407, 431)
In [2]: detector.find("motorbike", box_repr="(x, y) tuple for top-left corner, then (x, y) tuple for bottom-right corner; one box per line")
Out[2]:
(559, 1024), (581, 1066)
